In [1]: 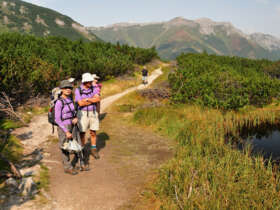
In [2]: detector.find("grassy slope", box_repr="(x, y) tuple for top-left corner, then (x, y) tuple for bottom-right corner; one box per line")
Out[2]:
(0, 0), (98, 41)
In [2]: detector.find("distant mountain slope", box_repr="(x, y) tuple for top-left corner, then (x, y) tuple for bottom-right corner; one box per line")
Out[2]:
(88, 17), (280, 60)
(0, 0), (98, 41)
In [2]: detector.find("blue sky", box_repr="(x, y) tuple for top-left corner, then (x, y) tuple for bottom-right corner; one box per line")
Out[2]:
(23, 0), (280, 37)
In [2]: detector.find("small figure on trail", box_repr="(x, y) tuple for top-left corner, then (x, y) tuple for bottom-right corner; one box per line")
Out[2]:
(54, 80), (82, 175)
(75, 73), (101, 170)
(92, 74), (102, 115)
(142, 66), (148, 85)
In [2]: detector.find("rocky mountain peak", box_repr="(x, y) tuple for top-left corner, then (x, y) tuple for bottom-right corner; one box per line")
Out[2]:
(250, 33), (280, 51)
(167, 16), (197, 27)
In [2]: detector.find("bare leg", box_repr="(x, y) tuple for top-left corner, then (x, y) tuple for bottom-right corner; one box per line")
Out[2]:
(90, 130), (100, 159)
(90, 130), (97, 145)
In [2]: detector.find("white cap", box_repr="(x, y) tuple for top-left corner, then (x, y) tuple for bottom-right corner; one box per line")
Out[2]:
(92, 74), (100, 80)
(82, 73), (94, 83)
(68, 77), (75, 83)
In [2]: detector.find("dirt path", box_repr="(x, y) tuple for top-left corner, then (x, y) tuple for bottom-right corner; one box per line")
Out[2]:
(10, 68), (172, 210)
(101, 68), (162, 110)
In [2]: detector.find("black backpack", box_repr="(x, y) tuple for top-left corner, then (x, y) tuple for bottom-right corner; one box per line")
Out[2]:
(48, 98), (64, 126)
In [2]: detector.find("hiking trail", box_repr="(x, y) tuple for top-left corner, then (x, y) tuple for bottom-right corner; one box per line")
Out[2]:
(9, 67), (172, 210)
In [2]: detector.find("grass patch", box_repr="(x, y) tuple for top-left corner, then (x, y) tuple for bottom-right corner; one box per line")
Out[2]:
(113, 85), (280, 209)
(21, 106), (49, 124)
(46, 135), (58, 144)
(36, 164), (50, 192)
(132, 103), (280, 209)
(0, 119), (22, 130)
(149, 65), (172, 88)
(35, 164), (50, 206)
(117, 104), (136, 113)
(0, 134), (23, 171)
(101, 73), (141, 98)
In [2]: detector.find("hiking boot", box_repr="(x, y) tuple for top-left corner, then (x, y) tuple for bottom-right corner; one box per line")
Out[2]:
(80, 164), (90, 171)
(73, 165), (81, 171)
(64, 168), (78, 175)
(91, 149), (100, 159)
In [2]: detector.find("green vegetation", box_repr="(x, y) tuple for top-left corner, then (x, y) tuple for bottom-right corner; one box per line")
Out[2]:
(37, 164), (50, 191)
(0, 32), (157, 101)
(169, 53), (280, 110)
(0, 0), (98, 41)
(110, 61), (280, 209)
(0, 128), (23, 172)
(133, 105), (280, 209)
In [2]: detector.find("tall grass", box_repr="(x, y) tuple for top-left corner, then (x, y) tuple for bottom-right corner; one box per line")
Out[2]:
(133, 104), (280, 209)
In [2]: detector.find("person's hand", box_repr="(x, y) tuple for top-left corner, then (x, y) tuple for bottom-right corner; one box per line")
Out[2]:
(89, 95), (100, 103)
(72, 118), (78, 125)
(66, 131), (72, 139)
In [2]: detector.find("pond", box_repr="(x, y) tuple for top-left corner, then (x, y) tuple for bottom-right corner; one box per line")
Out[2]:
(229, 124), (280, 163)
(246, 130), (280, 161)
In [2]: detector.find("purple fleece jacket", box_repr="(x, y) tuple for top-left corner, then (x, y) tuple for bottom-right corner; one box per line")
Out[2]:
(54, 97), (76, 133)
(74, 85), (99, 111)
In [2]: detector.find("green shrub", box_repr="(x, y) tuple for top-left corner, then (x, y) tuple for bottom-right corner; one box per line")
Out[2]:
(169, 53), (280, 110)
(0, 32), (157, 102)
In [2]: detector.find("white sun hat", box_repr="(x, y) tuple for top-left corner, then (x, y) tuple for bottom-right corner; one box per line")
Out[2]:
(82, 73), (94, 83)
(92, 74), (100, 80)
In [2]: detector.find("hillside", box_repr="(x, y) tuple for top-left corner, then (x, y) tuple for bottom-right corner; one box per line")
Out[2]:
(88, 17), (280, 60)
(0, 0), (98, 41)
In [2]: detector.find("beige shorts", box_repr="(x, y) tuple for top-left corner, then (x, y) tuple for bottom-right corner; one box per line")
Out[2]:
(77, 110), (99, 132)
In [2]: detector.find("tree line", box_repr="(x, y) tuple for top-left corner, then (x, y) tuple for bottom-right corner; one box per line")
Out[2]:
(0, 32), (157, 103)
(169, 53), (280, 110)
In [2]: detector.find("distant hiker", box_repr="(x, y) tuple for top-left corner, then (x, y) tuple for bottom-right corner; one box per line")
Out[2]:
(75, 73), (101, 168)
(92, 74), (102, 115)
(54, 80), (81, 175)
(142, 66), (148, 85)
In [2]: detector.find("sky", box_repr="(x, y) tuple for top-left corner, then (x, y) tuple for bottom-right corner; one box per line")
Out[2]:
(23, 0), (280, 37)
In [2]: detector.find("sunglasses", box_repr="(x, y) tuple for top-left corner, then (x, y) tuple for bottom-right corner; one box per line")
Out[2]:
(63, 87), (73, 90)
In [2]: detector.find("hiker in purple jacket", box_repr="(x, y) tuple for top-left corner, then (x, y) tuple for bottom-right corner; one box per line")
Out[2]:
(75, 73), (100, 170)
(55, 80), (80, 175)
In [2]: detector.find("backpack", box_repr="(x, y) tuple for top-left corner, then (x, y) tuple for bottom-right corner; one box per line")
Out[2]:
(48, 99), (63, 126)
(48, 93), (75, 133)
(50, 87), (62, 106)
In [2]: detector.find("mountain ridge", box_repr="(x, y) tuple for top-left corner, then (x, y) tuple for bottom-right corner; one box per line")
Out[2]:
(88, 17), (280, 60)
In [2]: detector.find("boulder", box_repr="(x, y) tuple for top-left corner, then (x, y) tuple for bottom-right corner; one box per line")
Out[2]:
(19, 177), (38, 197)
(5, 178), (18, 194)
